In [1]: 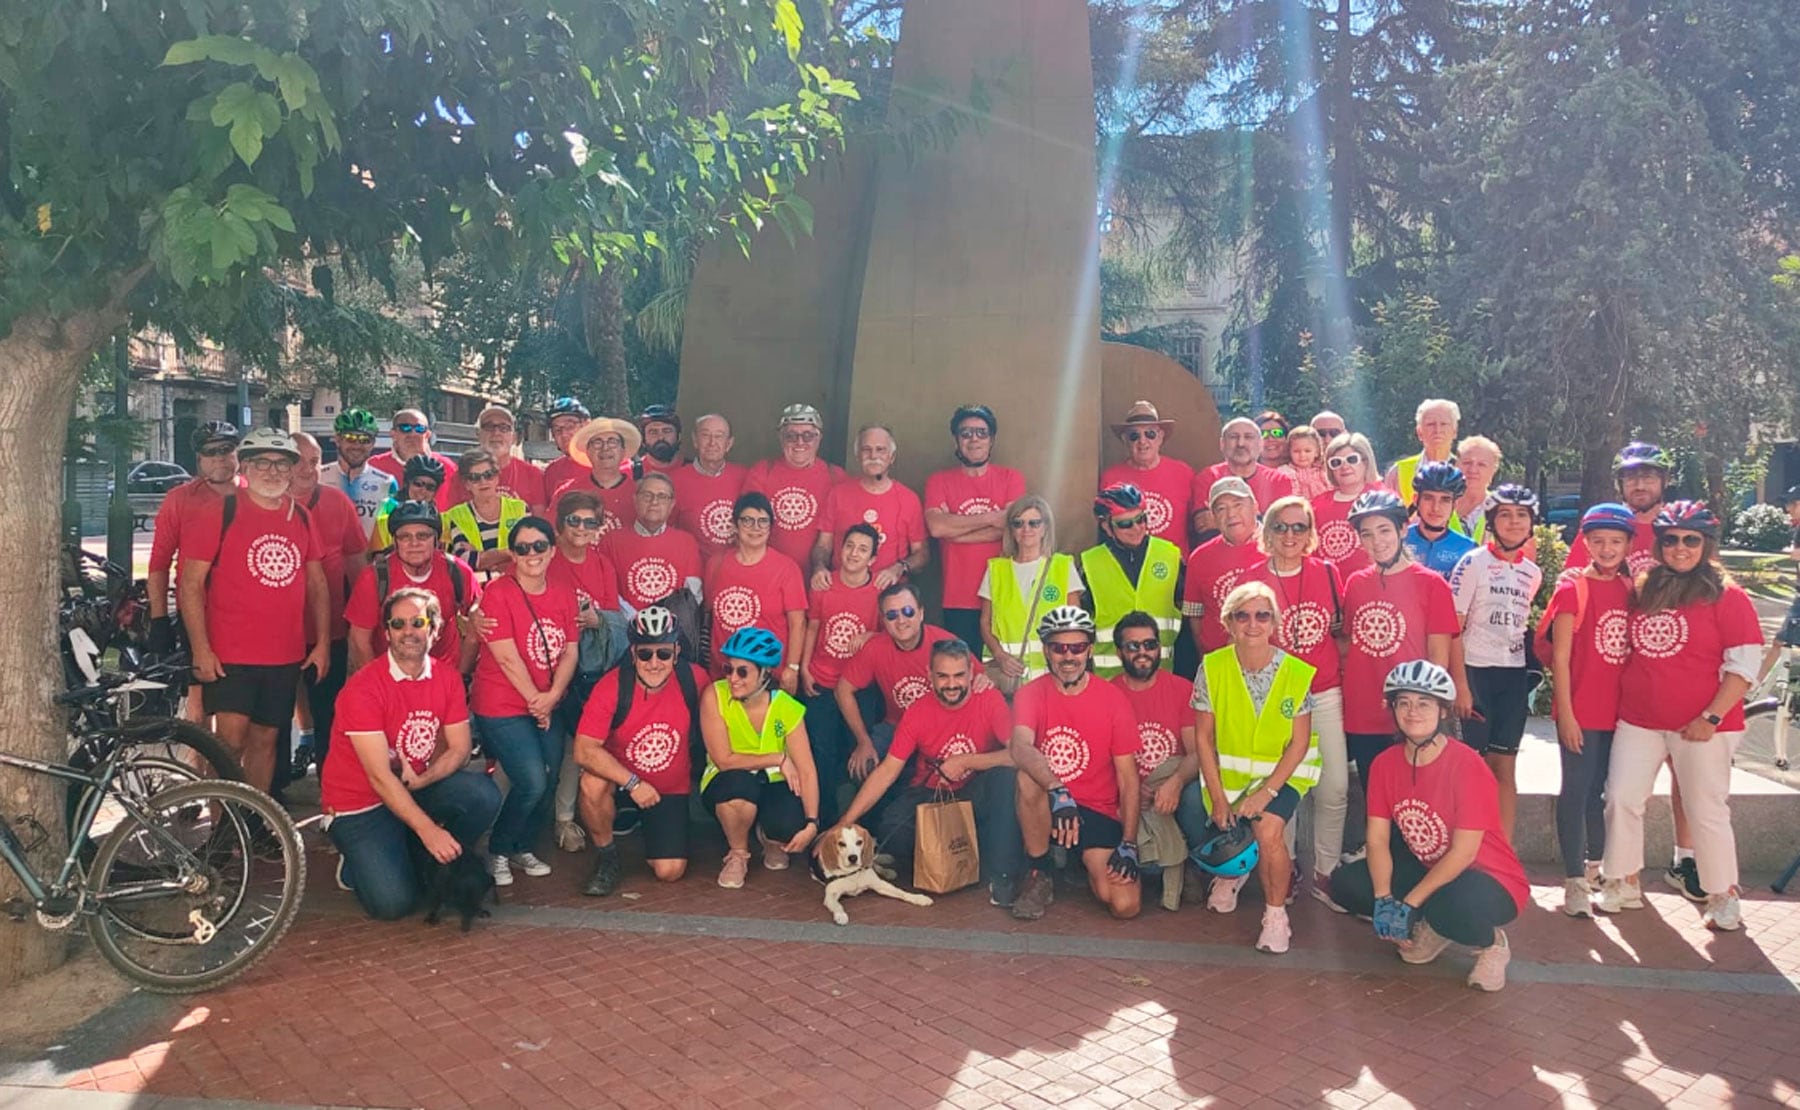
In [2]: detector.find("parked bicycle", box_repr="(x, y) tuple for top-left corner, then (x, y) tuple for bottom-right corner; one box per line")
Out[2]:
(1743, 642), (1794, 771)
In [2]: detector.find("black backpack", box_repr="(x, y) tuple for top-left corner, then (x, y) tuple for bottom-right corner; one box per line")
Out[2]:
(608, 656), (703, 735)
(209, 492), (310, 578)
(374, 552), (468, 610)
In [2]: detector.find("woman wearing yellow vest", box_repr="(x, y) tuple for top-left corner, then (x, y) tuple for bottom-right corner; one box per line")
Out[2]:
(699, 627), (820, 889)
(979, 495), (1084, 692)
(1192, 580), (1320, 955)
(444, 447), (527, 576)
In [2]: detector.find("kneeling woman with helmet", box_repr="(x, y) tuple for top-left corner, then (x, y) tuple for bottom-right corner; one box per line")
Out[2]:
(1332, 661), (1529, 991)
(699, 628), (821, 889)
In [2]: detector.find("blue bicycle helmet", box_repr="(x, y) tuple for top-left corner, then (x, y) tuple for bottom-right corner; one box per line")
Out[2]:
(1411, 460), (1467, 502)
(1613, 441), (1673, 476)
(1348, 489), (1409, 530)
(1191, 819), (1259, 878)
(1580, 502), (1637, 536)
(548, 396), (591, 422)
(720, 627), (784, 668)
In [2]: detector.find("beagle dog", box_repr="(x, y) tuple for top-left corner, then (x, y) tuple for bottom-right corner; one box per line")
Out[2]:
(811, 823), (932, 926)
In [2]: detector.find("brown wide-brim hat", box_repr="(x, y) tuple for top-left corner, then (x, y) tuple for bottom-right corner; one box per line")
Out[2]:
(569, 417), (642, 467)
(1110, 399), (1175, 437)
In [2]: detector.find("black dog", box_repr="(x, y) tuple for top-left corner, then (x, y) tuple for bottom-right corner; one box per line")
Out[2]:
(411, 839), (497, 931)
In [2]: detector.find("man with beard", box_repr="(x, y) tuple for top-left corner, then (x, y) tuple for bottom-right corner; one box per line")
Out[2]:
(444, 405), (546, 512)
(367, 407), (458, 510)
(828, 638), (1023, 905)
(1079, 484), (1184, 678)
(1194, 417), (1297, 516)
(285, 432), (367, 785)
(329, 408), (397, 540)
(629, 404), (686, 479)
(811, 424), (929, 592)
(542, 397), (594, 501)
(1108, 611), (1198, 849)
(744, 403), (845, 567)
(670, 413), (749, 560)
(925, 404), (1025, 656)
(833, 584), (952, 795)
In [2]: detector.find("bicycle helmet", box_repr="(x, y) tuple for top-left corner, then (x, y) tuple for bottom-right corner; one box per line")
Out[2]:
(1580, 502), (1637, 535)
(778, 403), (823, 429)
(403, 454), (447, 487)
(1190, 820), (1259, 878)
(950, 404), (997, 437)
(1348, 489), (1408, 530)
(1784, 486), (1800, 507)
(388, 500), (442, 535)
(1384, 659), (1457, 703)
(548, 396), (591, 422)
(1093, 483), (1144, 520)
(629, 606), (681, 645)
(720, 627), (784, 668)
(1411, 460), (1467, 501)
(636, 403), (682, 433)
(1613, 441), (1673, 476)
(1482, 483), (1540, 522)
(190, 420), (241, 451)
(236, 427), (299, 460)
(333, 408), (378, 436)
(1037, 605), (1097, 642)
(1653, 500), (1720, 539)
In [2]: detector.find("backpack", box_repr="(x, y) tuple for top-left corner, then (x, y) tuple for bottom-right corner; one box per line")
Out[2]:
(1532, 574), (1592, 672)
(608, 656), (703, 745)
(209, 492), (310, 577)
(375, 552), (467, 611)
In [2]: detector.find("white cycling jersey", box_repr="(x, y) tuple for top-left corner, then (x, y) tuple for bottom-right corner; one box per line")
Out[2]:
(1449, 545), (1542, 668)
(335, 463), (398, 539)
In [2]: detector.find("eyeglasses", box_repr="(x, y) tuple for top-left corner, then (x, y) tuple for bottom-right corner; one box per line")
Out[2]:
(393, 529), (438, 544)
(883, 605), (918, 622)
(780, 430), (821, 444)
(634, 647), (676, 662)
(736, 516), (772, 529)
(1269, 520), (1312, 535)
(385, 616), (432, 631)
(638, 490), (674, 504)
(1261, 427), (1287, 440)
(588, 436), (625, 452)
(393, 422), (430, 435)
(1046, 642), (1091, 656)
(1658, 533), (1705, 550)
(1124, 429), (1160, 443)
(956, 427), (992, 441)
(562, 515), (602, 530)
(1010, 517), (1045, 530)
(1230, 610), (1276, 624)
(511, 539), (553, 555)
(727, 663), (759, 679)
(1120, 638), (1160, 653)
(1327, 453), (1363, 469)
(1110, 513), (1147, 529)
(244, 457), (294, 473)
(480, 423), (515, 434)
(465, 469), (501, 483)
(198, 443), (237, 458)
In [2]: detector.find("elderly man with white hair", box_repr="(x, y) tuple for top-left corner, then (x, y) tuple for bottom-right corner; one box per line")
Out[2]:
(1385, 399), (1461, 506)
(1192, 416), (1297, 523)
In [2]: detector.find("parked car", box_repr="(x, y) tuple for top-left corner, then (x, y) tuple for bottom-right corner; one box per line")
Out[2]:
(1546, 494), (1582, 542)
(107, 460), (190, 498)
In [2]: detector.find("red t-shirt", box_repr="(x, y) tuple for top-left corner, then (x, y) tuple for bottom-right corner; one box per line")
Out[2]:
(743, 457), (846, 567)
(1243, 558), (1344, 692)
(320, 656), (471, 814)
(1620, 585), (1761, 732)
(841, 625), (953, 723)
(546, 547), (621, 613)
(819, 480), (927, 575)
(805, 574), (881, 689)
(576, 665), (707, 796)
(149, 477), (240, 576)
(1195, 461), (1297, 513)
(344, 553), (480, 666)
(1100, 457), (1195, 551)
(184, 495), (321, 665)
(1367, 738), (1529, 912)
(444, 456), (547, 513)
(923, 465), (1026, 610)
(888, 687), (1011, 789)
(1341, 563), (1461, 734)
(543, 455), (586, 504)
(1566, 518), (1660, 580)
(551, 473), (637, 536)
(601, 526), (703, 609)
(304, 485), (367, 644)
(670, 461), (750, 560)
(1311, 490), (1375, 578)
(1111, 670), (1194, 779)
(1013, 675), (1141, 820)
(367, 450), (459, 510)
(1543, 574), (1633, 731)
(1182, 536), (1266, 653)
(470, 575), (580, 718)
(703, 549), (806, 673)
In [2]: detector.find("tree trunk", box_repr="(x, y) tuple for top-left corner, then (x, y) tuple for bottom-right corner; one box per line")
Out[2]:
(582, 264), (630, 416)
(0, 308), (120, 985)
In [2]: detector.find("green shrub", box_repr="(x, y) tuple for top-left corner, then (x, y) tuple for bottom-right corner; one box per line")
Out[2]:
(1729, 503), (1791, 552)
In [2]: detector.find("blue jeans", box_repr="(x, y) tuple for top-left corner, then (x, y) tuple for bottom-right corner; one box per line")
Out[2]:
(327, 769), (501, 921)
(477, 713), (570, 856)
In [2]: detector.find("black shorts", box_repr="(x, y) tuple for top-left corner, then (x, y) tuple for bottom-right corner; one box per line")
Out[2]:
(637, 794), (691, 861)
(701, 769), (808, 842)
(201, 662), (302, 728)
(1198, 783), (1301, 825)
(1076, 806), (1124, 853)
(1463, 666), (1531, 755)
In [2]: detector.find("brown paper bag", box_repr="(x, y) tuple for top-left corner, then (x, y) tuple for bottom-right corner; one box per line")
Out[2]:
(913, 798), (981, 894)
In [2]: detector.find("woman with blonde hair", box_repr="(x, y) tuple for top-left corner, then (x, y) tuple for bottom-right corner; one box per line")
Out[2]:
(1454, 436), (1503, 542)
(979, 494), (1083, 691)
(1310, 431), (1382, 577)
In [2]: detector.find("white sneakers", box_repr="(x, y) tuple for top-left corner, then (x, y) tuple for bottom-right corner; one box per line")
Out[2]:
(489, 855), (514, 887)
(511, 852), (553, 877)
(1595, 875), (1644, 913)
(1562, 877), (1596, 918)
(1256, 906), (1292, 954)
(1703, 889), (1743, 931)
(758, 831), (790, 871)
(1467, 930), (1510, 992)
(1207, 873), (1248, 914)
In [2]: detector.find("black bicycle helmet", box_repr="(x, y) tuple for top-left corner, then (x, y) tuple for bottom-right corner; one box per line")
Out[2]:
(1093, 483), (1144, 520)
(1348, 489), (1408, 530)
(1784, 486), (1800, 507)
(190, 420), (241, 452)
(403, 454), (447, 487)
(388, 500), (442, 534)
(1411, 460), (1467, 501)
(1653, 500), (1720, 539)
(950, 404), (997, 437)
(636, 403), (682, 434)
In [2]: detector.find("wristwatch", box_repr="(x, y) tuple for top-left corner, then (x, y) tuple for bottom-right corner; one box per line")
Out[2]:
(1702, 711), (1724, 726)
(896, 558), (911, 575)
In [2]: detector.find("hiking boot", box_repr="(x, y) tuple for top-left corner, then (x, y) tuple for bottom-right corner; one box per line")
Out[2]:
(718, 849), (751, 889)
(1011, 869), (1055, 921)
(759, 830), (790, 871)
(511, 852), (552, 877)
(1562, 877), (1596, 918)
(988, 874), (1019, 908)
(556, 819), (588, 854)
(1665, 858), (1707, 903)
(1702, 888), (1742, 932)
(1207, 873), (1248, 915)
(490, 854), (514, 887)
(1398, 919), (1452, 965)
(1596, 875), (1644, 913)
(583, 844), (622, 897)
(1256, 906), (1292, 954)
(1467, 929), (1510, 991)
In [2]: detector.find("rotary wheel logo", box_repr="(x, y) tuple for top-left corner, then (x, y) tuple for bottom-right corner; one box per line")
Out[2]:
(1283, 602), (1331, 654)
(822, 612), (867, 658)
(956, 497), (1000, 516)
(1595, 610), (1630, 665)
(626, 722), (681, 774)
(598, 509), (623, 535)
(246, 534), (303, 589)
(1211, 568), (1244, 611)
(1318, 519), (1358, 560)
(1631, 611), (1689, 660)
(1142, 492), (1173, 535)
(395, 710), (439, 769)
(700, 499), (736, 545)
(1626, 549), (1657, 577)
(772, 486), (817, 530)
(713, 585), (761, 633)
(1392, 798), (1450, 862)
(936, 735), (979, 783)
(893, 674), (930, 710)
(526, 619), (567, 670)
(1352, 600), (1407, 658)
(627, 558), (679, 604)
(1135, 721), (1177, 774)
(1039, 725), (1091, 780)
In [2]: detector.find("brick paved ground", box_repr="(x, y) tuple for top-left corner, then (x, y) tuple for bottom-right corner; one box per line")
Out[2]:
(13, 825), (1800, 1110)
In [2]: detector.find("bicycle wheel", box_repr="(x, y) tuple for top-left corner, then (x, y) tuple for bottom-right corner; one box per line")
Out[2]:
(84, 779), (305, 993)
(67, 719), (243, 850)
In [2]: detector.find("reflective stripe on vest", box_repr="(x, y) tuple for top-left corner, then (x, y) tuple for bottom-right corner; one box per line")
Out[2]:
(699, 681), (806, 791)
(443, 497), (527, 554)
(987, 553), (1075, 679)
(1201, 647), (1319, 798)
(1082, 538), (1180, 676)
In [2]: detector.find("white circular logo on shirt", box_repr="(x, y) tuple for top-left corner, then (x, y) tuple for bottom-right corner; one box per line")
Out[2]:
(598, 509), (624, 535)
(772, 486), (817, 529)
(627, 558), (679, 604)
(246, 533), (303, 589)
(822, 612), (867, 658)
(1632, 611), (1689, 660)
(1595, 610), (1630, 666)
(1135, 721), (1178, 774)
(1318, 519), (1359, 561)
(1392, 798), (1450, 863)
(525, 619), (567, 671)
(395, 709), (439, 769)
(713, 586), (762, 633)
(1626, 549), (1657, 578)
(956, 497), (1000, 516)
(1353, 601), (1407, 658)
(625, 722), (681, 775)
(893, 674), (930, 710)
(1141, 491), (1173, 536)
(1211, 567), (1245, 611)
(1283, 601), (1332, 654)
(936, 735), (979, 784)
(1039, 724), (1091, 780)
(700, 500), (736, 545)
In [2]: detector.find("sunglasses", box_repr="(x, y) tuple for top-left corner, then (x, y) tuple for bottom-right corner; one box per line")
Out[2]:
(956, 427), (992, 441)
(634, 647), (676, 662)
(736, 516), (772, 529)
(1110, 513), (1147, 529)
(1261, 427), (1287, 440)
(480, 423), (515, 434)
(335, 433), (374, 446)
(385, 616), (431, 631)
(883, 605), (918, 622)
(1327, 453), (1363, 469)
(465, 469), (501, 483)
(198, 443), (237, 457)
(1658, 533), (1705, 550)
(1269, 520), (1312, 535)
(511, 539), (553, 555)
(1010, 517), (1046, 530)
(562, 515), (602, 530)
(1047, 641), (1091, 656)
(1316, 427), (1345, 439)
(1124, 429), (1160, 443)
(393, 422), (430, 434)
(1230, 610), (1276, 624)
(727, 663), (760, 679)
(1120, 638), (1160, 653)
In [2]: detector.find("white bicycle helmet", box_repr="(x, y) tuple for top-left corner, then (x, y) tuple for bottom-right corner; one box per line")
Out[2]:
(1037, 605), (1096, 642)
(236, 427), (300, 461)
(1384, 659), (1456, 703)
(629, 606), (680, 645)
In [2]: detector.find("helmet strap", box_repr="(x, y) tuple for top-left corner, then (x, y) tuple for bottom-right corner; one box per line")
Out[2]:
(1493, 532), (1531, 556)
(953, 446), (983, 468)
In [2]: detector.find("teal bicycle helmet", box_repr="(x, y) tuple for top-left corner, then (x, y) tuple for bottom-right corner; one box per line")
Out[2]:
(720, 627), (784, 668)
(1191, 820), (1258, 878)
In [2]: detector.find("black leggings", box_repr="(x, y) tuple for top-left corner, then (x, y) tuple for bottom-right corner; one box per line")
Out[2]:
(702, 770), (808, 843)
(1332, 838), (1518, 948)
